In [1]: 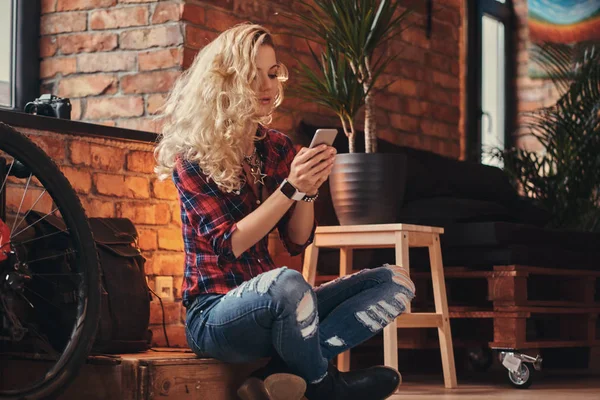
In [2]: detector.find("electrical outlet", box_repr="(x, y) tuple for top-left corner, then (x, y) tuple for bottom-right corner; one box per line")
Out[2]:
(155, 276), (174, 301)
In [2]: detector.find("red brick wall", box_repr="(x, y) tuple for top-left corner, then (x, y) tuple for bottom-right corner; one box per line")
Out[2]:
(5, 127), (184, 345)
(34, 0), (463, 347)
(40, 0), (183, 132)
(182, 0), (462, 157)
(7, 126), (300, 347)
(40, 0), (463, 158)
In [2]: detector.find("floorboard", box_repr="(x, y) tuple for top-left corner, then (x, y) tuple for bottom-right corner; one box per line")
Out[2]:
(390, 372), (600, 400)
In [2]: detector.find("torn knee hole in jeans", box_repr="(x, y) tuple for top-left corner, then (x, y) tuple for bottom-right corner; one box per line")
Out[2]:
(297, 290), (318, 339)
(325, 336), (346, 347)
(383, 263), (416, 294)
(355, 296), (409, 333)
(225, 268), (286, 298)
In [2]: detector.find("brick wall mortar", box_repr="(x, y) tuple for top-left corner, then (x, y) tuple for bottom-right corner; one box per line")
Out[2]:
(17, 126), (183, 345)
(41, 0), (464, 158)
(35, 0), (473, 346)
(32, 0), (561, 347)
(40, 0), (184, 132)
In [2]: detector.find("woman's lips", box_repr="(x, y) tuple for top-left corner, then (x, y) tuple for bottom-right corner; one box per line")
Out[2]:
(260, 97), (271, 105)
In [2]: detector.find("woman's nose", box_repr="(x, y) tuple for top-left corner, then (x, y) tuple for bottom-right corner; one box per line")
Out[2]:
(259, 74), (272, 91)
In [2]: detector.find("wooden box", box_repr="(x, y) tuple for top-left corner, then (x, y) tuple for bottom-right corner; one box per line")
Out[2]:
(1, 350), (265, 400)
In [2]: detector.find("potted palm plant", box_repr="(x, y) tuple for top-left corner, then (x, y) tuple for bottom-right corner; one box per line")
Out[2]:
(490, 42), (600, 232)
(284, 0), (415, 225)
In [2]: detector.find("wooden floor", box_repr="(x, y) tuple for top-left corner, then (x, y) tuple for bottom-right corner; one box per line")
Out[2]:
(3, 349), (599, 399)
(390, 373), (600, 400)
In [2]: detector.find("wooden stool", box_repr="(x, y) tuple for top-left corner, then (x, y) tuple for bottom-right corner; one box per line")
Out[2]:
(302, 223), (458, 389)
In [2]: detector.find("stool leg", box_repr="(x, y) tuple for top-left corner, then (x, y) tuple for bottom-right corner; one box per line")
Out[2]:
(302, 244), (319, 287)
(337, 248), (353, 372)
(383, 232), (409, 373)
(429, 234), (457, 389)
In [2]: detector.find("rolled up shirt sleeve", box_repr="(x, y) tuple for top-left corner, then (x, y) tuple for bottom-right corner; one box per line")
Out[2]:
(277, 204), (317, 256)
(174, 159), (239, 262)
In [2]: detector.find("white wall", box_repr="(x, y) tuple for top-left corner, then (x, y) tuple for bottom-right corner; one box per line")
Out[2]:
(0, 1), (12, 82)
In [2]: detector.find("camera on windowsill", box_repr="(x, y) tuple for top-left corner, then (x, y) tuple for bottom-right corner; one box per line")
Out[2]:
(24, 94), (72, 120)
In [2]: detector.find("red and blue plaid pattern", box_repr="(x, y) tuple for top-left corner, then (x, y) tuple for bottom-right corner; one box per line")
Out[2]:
(173, 126), (317, 306)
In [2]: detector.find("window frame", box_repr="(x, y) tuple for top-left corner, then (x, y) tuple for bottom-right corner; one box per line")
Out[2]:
(1, 0), (40, 111)
(465, 0), (516, 163)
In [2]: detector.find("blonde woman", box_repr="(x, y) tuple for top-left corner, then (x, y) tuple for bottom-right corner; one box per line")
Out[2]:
(155, 23), (415, 400)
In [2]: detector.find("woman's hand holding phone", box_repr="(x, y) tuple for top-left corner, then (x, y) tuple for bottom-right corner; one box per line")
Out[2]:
(288, 144), (336, 195)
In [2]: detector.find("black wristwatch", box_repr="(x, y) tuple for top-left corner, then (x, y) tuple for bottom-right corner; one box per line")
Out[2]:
(279, 179), (319, 202)
(279, 179), (305, 201)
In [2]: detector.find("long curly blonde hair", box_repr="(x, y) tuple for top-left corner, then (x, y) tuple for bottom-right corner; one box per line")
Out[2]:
(154, 23), (288, 192)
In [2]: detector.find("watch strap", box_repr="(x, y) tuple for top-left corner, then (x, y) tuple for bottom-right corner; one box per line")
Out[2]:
(279, 179), (305, 201)
(301, 192), (319, 202)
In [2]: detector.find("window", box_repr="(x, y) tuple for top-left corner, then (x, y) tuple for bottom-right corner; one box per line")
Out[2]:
(0, 2), (12, 107)
(466, 0), (515, 165)
(0, 0), (40, 111)
(481, 15), (506, 166)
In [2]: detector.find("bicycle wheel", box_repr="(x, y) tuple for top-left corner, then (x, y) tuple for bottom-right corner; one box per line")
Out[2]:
(0, 122), (101, 399)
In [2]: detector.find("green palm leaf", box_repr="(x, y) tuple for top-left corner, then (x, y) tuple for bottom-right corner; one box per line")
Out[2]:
(491, 42), (600, 231)
(279, 0), (414, 152)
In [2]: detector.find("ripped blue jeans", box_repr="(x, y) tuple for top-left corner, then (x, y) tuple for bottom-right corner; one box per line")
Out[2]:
(185, 264), (415, 384)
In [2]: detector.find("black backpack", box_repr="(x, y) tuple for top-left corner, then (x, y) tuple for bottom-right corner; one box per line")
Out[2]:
(26, 212), (152, 354)
(89, 217), (152, 353)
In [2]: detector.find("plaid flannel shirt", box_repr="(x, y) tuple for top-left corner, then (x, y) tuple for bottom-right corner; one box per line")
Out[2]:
(174, 126), (317, 307)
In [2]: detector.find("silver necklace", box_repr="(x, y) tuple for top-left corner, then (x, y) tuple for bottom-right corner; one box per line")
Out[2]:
(243, 147), (267, 186)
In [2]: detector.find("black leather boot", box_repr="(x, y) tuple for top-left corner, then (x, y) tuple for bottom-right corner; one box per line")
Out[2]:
(305, 363), (401, 400)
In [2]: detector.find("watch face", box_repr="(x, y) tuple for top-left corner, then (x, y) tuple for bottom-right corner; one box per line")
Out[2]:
(280, 181), (297, 199)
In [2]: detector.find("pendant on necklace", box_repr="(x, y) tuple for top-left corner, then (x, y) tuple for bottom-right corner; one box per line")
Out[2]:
(250, 168), (267, 186)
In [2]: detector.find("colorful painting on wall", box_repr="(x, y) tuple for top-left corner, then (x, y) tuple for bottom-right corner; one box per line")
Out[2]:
(528, 0), (600, 78)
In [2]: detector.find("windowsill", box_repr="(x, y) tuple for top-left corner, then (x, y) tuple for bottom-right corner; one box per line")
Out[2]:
(0, 108), (158, 144)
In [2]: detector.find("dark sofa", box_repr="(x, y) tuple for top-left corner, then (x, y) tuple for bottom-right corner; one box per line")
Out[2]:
(300, 124), (600, 272)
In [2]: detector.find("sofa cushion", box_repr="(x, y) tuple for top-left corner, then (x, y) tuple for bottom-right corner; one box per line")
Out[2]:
(397, 197), (514, 227)
(396, 146), (519, 206)
(440, 244), (600, 270)
(442, 221), (600, 252)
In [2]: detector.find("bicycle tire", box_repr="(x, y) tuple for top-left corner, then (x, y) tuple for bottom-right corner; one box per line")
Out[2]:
(0, 122), (101, 400)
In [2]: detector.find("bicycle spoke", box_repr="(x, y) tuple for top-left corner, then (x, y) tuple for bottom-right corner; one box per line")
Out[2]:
(0, 125), (101, 398)
(31, 270), (81, 289)
(11, 189), (49, 236)
(10, 173), (33, 234)
(28, 330), (61, 359)
(23, 287), (63, 312)
(18, 291), (34, 309)
(31, 272), (83, 277)
(11, 207), (60, 239)
(29, 272), (82, 289)
(25, 249), (77, 265)
(0, 158), (15, 195)
(11, 228), (69, 246)
(27, 270), (59, 289)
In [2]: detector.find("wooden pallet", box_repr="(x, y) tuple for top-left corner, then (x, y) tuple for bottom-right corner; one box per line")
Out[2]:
(360, 307), (600, 353)
(316, 265), (600, 351)
(405, 265), (600, 310)
(489, 306), (600, 349)
(489, 266), (600, 308)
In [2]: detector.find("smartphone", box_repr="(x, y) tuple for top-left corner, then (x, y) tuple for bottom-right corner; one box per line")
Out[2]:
(309, 128), (338, 148)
